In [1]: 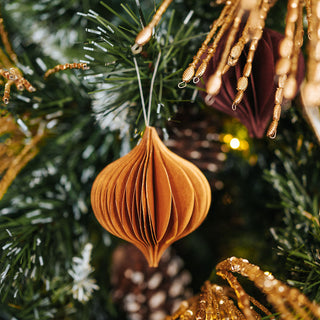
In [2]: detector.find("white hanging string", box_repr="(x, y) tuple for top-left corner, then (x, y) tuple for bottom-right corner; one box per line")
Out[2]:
(133, 51), (162, 127)
(147, 51), (161, 125)
(133, 56), (148, 125)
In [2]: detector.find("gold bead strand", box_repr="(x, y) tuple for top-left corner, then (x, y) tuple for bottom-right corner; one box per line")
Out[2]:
(187, 0), (237, 87)
(275, 0), (299, 80)
(283, 0), (304, 100)
(302, 0), (320, 107)
(132, 0), (173, 54)
(266, 95), (283, 138)
(305, 0), (313, 40)
(267, 0), (300, 138)
(189, 1), (237, 83)
(232, 0), (272, 111)
(206, 0), (264, 103)
(223, 0), (273, 74)
(205, 1), (247, 102)
(223, 16), (251, 75)
(196, 0), (240, 96)
(179, 2), (232, 87)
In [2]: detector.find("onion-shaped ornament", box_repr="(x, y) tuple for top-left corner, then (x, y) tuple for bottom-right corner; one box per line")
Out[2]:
(91, 126), (211, 267)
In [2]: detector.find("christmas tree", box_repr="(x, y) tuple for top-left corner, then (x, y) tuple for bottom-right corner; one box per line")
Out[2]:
(0, 0), (320, 319)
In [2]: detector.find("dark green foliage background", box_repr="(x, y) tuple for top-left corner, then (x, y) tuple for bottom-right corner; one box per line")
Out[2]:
(0, 1), (319, 319)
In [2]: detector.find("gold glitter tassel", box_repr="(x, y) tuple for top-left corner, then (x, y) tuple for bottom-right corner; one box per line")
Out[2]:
(217, 257), (320, 320)
(0, 9), (17, 64)
(166, 257), (320, 320)
(0, 116), (46, 200)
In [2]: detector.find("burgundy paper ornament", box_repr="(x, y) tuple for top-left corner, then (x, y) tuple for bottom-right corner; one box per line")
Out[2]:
(200, 28), (305, 138)
(91, 126), (211, 267)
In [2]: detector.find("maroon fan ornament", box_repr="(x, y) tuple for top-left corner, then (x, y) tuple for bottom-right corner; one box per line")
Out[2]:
(200, 28), (305, 138)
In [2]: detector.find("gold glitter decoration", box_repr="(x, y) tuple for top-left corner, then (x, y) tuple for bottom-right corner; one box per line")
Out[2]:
(0, 115), (46, 200)
(44, 62), (89, 79)
(165, 281), (271, 320)
(0, 7), (36, 105)
(166, 257), (320, 320)
(0, 15), (17, 64)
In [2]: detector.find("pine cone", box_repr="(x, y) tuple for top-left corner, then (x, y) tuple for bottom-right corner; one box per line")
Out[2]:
(165, 104), (225, 186)
(111, 244), (193, 320)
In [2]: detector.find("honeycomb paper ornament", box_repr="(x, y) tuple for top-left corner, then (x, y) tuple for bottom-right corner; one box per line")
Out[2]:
(200, 27), (305, 138)
(91, 126), (211, 267)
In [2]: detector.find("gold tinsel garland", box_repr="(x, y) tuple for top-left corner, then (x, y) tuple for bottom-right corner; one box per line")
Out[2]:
(166, 257), (320, 320)
(133, 0), (320, 140)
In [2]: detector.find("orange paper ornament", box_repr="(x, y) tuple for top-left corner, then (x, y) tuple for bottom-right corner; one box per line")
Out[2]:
(91, 126), (211, 267)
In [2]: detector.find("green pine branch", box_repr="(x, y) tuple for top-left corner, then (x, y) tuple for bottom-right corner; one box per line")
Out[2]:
(264, 107), (320, 302)
(81, 1), (204, 136)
